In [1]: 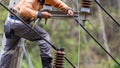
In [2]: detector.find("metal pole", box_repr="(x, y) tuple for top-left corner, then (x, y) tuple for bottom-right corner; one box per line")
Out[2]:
(22, 39), (34, 68)
(75, 0), (81, 67)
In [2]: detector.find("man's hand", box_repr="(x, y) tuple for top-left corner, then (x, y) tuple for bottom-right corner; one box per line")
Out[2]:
(42, 12), (52, 18)
(38, 11), (52, 19)
(67, 9), (74, 16)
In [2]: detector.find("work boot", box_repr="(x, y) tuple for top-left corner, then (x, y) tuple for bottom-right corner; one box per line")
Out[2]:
(41, 57), (52, 68)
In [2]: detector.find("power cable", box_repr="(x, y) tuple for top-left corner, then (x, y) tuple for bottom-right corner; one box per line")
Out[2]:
(67, 0), (120, 67)
(94, 0), (120, 61)
(86, 20), (114, 55)
(94, 0), (120, 27)
(75, 19), (120, 67)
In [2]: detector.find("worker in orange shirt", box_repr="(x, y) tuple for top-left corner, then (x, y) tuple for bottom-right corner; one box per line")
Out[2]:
(0, 0), (73, 68)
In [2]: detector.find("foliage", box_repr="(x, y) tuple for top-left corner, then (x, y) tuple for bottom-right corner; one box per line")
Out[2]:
(0, 0), (120, 68)
(0, 6), (7, 33)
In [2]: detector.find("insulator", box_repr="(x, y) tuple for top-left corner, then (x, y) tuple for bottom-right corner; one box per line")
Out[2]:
(80, 0), (92, 14)
(54, 48), (65, 68)
(81, 0), (92, 8)
(43, 4), (53, 11)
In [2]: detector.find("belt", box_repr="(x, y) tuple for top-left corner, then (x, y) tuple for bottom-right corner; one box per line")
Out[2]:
(9, 15), (19, 20)
(8, 16), (22, 24)
(9, 15), (32, 24)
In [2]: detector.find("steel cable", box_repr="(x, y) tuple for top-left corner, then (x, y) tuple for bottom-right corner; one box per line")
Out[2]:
(75, 19), (120, 67)
(94, 0), (120, 27)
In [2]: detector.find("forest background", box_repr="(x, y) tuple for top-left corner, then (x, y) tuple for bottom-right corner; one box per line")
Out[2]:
(0, 0), (120, 68)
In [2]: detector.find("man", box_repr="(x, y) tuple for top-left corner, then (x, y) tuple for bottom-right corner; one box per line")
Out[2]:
(0, 0), (73, 68)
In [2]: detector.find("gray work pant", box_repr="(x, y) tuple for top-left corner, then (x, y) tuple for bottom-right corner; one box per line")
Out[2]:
(0, 17), (52, 68)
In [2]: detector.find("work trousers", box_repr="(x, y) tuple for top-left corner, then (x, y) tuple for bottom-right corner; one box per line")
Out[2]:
(0, 16), (52, 68)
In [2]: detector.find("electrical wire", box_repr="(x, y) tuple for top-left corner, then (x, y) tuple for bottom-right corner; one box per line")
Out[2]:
(86, 20), (106, 44)
(87, 20), (114, 55)
(87, 19), (120, 61)
(94, 0), (120, 27)
(94, 0), (120, 61)
(75, 19), (120, 67)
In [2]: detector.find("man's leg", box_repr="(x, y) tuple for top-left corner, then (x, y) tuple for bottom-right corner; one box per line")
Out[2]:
(31, 27), (52, 68)
(13, 22), (52, 68)
(0, 34), (20, 68)
(37, 35), (52, 68)
(33, 25), (52, 68)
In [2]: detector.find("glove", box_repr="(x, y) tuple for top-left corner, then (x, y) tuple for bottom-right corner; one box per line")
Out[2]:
(67, 8), (74, 16)
(37, 11), (52, 19)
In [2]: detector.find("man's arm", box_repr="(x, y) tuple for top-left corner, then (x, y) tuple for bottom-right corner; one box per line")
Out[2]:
(18, 2), (38, 19)
(45, 0), (70, 12)
(17, 0), (52, 19)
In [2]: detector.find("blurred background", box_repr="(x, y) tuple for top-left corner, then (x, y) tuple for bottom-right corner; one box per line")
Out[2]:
(0, 0), (120, 68)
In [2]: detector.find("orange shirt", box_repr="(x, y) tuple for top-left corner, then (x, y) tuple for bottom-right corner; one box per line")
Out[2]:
(14, 0), (70, 19)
